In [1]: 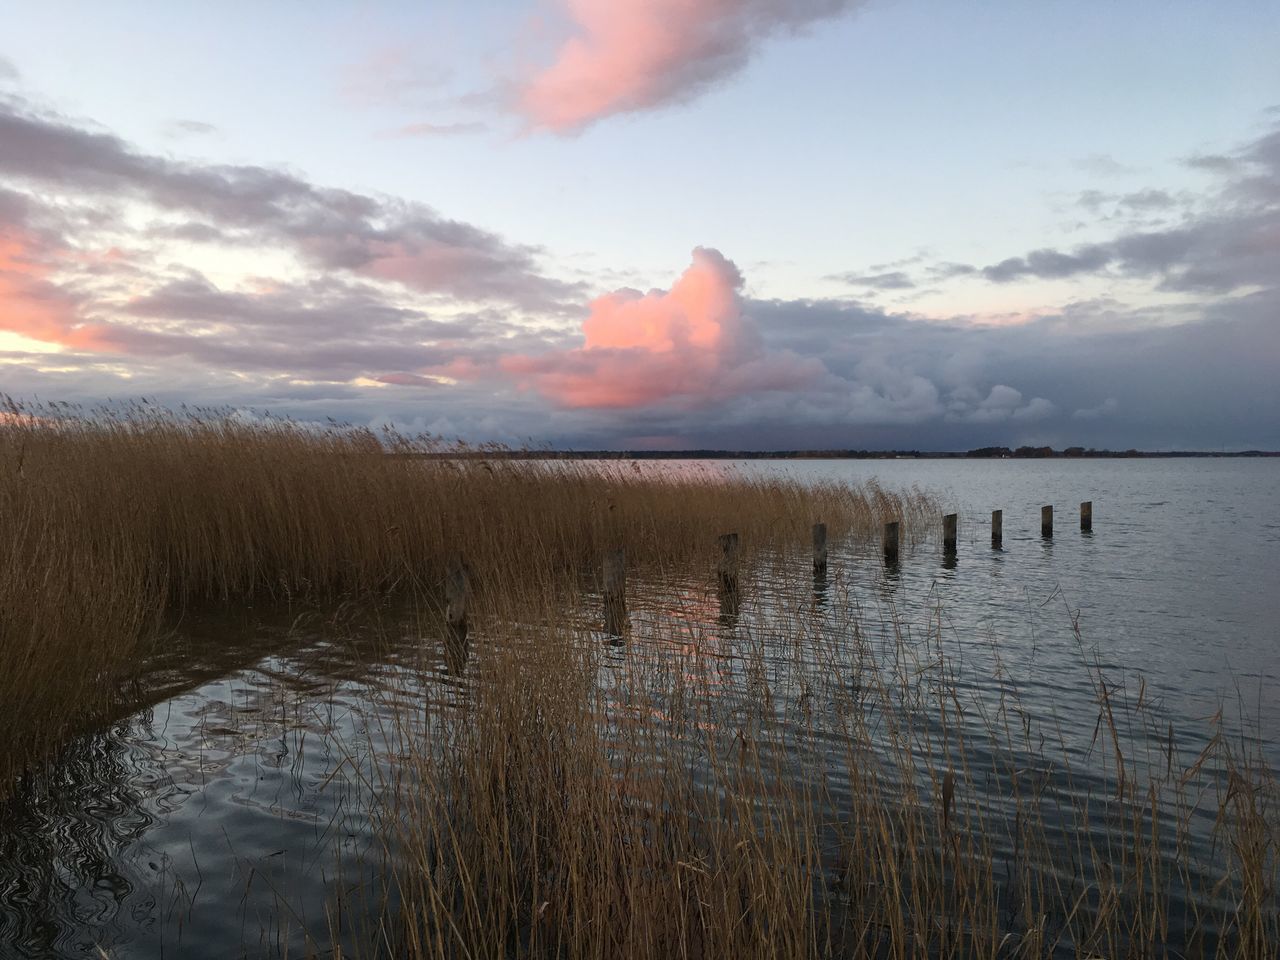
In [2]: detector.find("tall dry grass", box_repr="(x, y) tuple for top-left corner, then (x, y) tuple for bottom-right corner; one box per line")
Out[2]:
(374, 566), (1278, 960)
(0, 397), (934, 785)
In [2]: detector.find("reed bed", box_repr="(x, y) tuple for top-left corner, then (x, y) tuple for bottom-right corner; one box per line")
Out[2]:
(370, 561), (1278, 960)
(0, 398), (933, 786)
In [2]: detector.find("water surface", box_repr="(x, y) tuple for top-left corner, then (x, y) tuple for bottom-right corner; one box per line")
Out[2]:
(1, 458), (1275, 957)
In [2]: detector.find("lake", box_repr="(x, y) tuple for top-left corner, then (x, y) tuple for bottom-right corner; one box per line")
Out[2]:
(1, 458), (1276, 958)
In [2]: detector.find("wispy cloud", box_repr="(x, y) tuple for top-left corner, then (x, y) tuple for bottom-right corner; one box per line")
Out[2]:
(517, 0), (864, 134)
(162, 118), (219, 139)
(828, 270), (916, 291)
(382, 121), (489, 138)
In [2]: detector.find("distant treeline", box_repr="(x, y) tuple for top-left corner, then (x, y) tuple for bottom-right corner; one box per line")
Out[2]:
(406, 447), (1279, 460)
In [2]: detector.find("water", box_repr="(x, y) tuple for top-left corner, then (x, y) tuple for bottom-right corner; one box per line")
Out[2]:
(0, 458), (1275, 958)
(719, 456), (1280, 733)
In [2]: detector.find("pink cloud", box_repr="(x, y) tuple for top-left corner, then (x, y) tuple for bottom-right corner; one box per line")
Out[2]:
(519, 0), (861, 133)
(0, 230), (125, 351)
(482, 247), (826, 409)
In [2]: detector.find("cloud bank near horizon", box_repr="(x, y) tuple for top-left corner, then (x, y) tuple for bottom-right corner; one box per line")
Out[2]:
(1, 93), (1278, 450)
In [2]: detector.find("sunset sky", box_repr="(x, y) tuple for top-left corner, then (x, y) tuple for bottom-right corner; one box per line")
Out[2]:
(2, 0), (1278, 449)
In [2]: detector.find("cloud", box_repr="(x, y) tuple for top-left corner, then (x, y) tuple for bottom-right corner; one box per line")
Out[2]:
(0, 57), (17, 83)
(959, 123), (1280, 294)
(1073, 397), (1118, 420)
(518, 0), (863, 133)
(0, 96), (577, 310)
(163, 119), (218, 139)
(943, 384), (1054, 423)
(1077, 188), (1177, 214)
(1072, 154), (1139, 177)
(382, 121), (488, 138)
(488, 247), (827, 407)
(982, 245), (1113, 283)
(341, 45), (454, 107)
(1, 89), (1278, 451)
(829, 270), (916, 290)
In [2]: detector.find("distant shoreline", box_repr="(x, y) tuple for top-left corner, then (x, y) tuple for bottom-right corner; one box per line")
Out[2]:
(400, 448), (1280, 460)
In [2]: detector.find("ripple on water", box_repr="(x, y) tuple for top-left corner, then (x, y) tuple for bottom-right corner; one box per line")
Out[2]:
(1, 460), (1276, 957)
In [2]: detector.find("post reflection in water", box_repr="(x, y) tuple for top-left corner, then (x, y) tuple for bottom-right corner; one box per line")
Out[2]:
(717, 582), (741, 632)
(811, 565), (828, 608)
(443, 623), (471, 677)
(0, 507), (1274, 959)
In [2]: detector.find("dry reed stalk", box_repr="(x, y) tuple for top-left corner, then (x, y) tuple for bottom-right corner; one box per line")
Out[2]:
(369, 559), (1277, 960)
(0, 397), (934, 788)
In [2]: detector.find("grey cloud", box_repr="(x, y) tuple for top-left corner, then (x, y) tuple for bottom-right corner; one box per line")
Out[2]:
(973, 120), (1280, 293)
(108, 273), (524, 380)
(0, 97), (578, 310)
(1120, 188), (1176, 210)
(163, 119), (218, 138)
(1073, 398), (1118, 420)
(9, 287), (1278, 450)
(1073, 154), (1138, 177)
(928, 262), (977, 280)
(0, 57), (16, 82)
(376, 373), (444, 387)
(829, 270), (915, 290)
(1079, 189), (1178, 213)
(982, 244), (1113, 282)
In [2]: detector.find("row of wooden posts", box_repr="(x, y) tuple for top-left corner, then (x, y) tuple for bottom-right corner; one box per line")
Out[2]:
(445, 501), (1095, 638)
(884, 500), (1094, 562)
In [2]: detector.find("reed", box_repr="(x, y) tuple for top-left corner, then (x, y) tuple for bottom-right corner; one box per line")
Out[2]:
(371, 560), (1278, 959)
(0, 397), (933, 785)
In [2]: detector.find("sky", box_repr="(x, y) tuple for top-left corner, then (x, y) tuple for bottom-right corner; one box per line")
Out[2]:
(1, 0), (1278, 450)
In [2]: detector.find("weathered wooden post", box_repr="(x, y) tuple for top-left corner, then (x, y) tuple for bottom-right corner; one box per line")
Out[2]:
(446, 558), (470, 640)
(812, 522), (828, 574)
(1080, 500), (1093, 532)
(1041, 505), (1053, 539)
(603, 547), (626, 635)
(943, 513), (958, 555)
(883, 520), (900, 565)
(991, 509), (1003, 548)
(718, 533), (741, 594)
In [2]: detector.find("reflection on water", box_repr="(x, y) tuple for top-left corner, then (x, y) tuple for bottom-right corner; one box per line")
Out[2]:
(0, 608), (430, 959)
(1, 458), (1276, 957)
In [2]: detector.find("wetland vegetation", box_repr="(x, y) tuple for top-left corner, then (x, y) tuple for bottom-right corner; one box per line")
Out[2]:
(0, 400), (1274, 958)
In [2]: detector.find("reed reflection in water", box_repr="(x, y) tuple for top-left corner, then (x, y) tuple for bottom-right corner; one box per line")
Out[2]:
(0, 535), (1274, 957)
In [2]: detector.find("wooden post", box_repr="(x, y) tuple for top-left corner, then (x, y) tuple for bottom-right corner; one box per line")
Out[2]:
(718, 533), (741, 593)
(1080, 500), (1093, 532)
(446, 558), (470, 639)
(943, 513), (958, 554)
(883, 520), (900, 565)
(1041, 505), (1053, 539)
(991, 509), (1003, 548)
(812, 522), (828, 573)
(603, 547), (626, 635)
